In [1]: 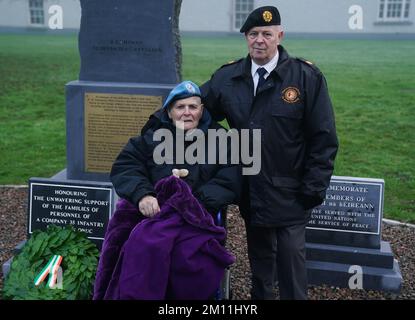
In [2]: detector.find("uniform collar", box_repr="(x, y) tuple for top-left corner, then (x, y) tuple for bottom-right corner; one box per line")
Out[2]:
(273, 45), (290, 79)
(251, 50), (279, 78)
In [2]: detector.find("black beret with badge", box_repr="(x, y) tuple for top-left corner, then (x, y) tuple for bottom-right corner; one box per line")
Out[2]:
(239, 6), (281, 33)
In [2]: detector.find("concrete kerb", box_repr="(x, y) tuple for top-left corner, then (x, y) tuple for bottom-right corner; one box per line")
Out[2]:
(382, 218), (415, 229)
(0, 185), (27, 188)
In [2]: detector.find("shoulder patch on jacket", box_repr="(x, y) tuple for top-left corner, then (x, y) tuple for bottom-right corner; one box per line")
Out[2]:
(295, 57), (320, 72)
(219, 58), (243, 69)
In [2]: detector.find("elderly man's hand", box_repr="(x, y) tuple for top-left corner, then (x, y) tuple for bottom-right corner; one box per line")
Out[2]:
(138, 195), (160, 218)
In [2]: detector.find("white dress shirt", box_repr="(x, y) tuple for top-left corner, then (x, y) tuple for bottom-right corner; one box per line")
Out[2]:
(251, 51), (279, 95)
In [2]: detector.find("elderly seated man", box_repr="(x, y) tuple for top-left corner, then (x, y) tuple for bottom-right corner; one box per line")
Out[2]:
(93, 81), (241, 300)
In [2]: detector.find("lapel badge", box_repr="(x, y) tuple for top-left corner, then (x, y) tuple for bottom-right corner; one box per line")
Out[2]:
(262, 11), (273, 22)
(282, 87), (301, 103)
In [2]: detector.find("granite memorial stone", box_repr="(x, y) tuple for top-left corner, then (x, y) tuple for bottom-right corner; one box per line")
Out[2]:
(78, 0), (182, 84)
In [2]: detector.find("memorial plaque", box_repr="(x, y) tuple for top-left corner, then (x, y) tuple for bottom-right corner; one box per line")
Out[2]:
(28, 178), (114, 247)
(84, 92), (161, 173)
(306, 176), (384, 248)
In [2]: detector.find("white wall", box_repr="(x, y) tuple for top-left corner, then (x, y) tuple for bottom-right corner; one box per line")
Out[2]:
(181, 0), (415, 34)
(0, 0), (413, 34)
(0, 0), (30, 27)
(257, 0), (415, 34)
(180, 0), (233, 32)
(0, 0), (80, 29)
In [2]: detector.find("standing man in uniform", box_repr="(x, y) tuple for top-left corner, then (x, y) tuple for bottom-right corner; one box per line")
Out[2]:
(200, 6), (338, 299)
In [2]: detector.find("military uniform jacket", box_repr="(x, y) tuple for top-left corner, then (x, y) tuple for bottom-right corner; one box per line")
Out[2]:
(200, 45), (339, 227)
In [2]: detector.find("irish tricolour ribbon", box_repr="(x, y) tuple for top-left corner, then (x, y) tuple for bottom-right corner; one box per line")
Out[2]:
(34, 255), (63, 288)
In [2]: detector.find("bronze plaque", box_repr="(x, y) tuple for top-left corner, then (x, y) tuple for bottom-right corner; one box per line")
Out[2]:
(84, 92), (161, 173)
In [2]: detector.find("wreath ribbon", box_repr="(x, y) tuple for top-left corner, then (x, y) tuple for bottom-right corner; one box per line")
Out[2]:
(34, 255), (63, 288)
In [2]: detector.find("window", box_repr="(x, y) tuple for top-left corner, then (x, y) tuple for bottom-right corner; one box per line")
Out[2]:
(378, 0), (411, 21)
(234, 0), (254, 30)
(29, 0), (44, 25)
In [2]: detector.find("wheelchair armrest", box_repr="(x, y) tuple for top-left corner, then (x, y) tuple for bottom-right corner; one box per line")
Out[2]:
(215, 206), (228, 228)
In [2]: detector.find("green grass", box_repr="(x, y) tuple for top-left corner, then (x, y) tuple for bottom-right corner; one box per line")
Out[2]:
(0, 34), (414, 222)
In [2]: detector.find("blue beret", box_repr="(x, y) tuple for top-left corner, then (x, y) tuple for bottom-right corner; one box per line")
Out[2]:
(162, 80), (201, 109)
(240, 6), (281, 33)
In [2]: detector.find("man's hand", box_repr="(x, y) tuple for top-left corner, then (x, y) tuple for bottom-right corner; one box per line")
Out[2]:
(138, 195), (160, 218)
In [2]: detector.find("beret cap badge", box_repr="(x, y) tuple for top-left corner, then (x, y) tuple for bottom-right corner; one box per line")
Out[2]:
(239, 6), (281, 33)
(262, 11), (273, 23)
(162, 80), (201, 109)
(185, 82), (196, 93)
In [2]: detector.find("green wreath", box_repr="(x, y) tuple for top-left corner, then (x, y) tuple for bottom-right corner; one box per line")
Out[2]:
(3, 225), (99, 300)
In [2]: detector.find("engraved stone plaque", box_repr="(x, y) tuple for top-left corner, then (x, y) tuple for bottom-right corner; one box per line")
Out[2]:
(306, 176), (385, 248)
(28, 178), (115, 248)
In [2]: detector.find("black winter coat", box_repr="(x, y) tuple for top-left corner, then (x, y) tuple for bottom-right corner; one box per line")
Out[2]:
(110, 108), (241, 216)
(200, 45), (339, 227)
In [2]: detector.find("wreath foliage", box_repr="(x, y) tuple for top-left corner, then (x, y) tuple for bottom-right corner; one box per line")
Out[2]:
(3, 225), (99, 300)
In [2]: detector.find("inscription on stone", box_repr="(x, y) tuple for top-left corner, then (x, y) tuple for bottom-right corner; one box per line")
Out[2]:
(92, 39), (162, 56)
(84, 92), (161, 173)
(28, 180), (113, 244)
(307, 177), (384, 235)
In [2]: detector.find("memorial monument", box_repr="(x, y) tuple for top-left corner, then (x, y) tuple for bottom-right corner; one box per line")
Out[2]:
(29, 0), (183, 248)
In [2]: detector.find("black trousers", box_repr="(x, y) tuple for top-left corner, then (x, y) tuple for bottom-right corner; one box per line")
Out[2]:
(245, 221), (308, 300)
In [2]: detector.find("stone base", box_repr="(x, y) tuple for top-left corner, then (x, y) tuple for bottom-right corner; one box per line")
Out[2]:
(306, 241), (394, 268)
(2, 240), (27, 279)
(306, 241), (402, 293)
(2, 257), (12, 279)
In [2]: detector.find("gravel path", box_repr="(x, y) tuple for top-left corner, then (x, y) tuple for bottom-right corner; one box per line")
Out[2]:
(1, 187), (414, 300)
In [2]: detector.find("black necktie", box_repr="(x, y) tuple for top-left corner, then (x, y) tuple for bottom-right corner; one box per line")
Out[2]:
(256, 67), (267, 94)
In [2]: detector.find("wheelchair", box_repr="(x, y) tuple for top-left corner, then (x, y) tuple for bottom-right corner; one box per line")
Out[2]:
(213, 206), (232, 300)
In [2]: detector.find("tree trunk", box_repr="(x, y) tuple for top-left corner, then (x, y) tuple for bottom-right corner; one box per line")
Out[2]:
(173, 0), (183, 81)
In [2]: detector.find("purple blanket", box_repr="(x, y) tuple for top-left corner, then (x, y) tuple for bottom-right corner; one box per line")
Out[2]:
(93, 176), (235, 300)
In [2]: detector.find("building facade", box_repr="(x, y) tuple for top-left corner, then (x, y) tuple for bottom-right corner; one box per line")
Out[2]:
(0, 0), (414, 34)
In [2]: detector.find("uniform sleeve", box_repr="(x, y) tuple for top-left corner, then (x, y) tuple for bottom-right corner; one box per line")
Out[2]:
(110, 135), (156, 207)
(194, 164), (242, 215)
(193, 137), (242, 214)
(301, 72), (339, 208)
(200, 79), (226, 122)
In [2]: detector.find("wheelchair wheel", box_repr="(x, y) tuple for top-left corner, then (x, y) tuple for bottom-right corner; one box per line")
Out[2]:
(220, 268), (231, 300)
